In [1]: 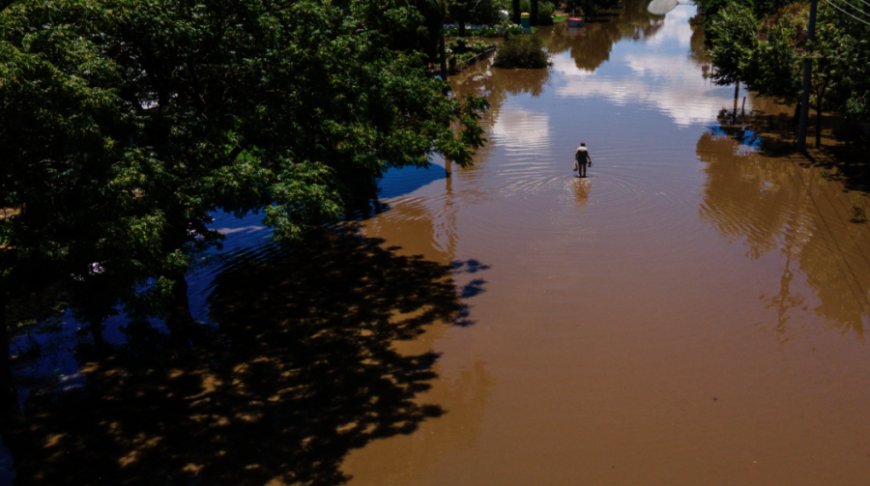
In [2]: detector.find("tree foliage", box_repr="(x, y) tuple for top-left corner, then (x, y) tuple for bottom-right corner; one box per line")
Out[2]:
(494, 34), (549, 68)
(565, 0), (621, 16)
(0, 1), (152, 323)
(707, 3), (757, 86)
(697, 0), (798, 21)
(813, 3), (870, 121)
(743, 10), (803, 105)
(0, 0), (487, 415)
(519, 0), (555, 25)
(447, 0), (502, 35)
(701, 0), (869, 125)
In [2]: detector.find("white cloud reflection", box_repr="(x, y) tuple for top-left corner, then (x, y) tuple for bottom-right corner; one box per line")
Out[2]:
(646, 6), (693, 47)
(552, 7), (745, 127)
(492, 106), (552, 154)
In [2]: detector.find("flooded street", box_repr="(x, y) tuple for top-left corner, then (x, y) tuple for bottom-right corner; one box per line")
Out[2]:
(344, 2), (870, 484)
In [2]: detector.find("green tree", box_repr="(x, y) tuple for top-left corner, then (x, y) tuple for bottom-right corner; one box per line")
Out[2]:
(707, 3), (757, 86)
(813, 2), (870, 140)
(743, 12), (803, 112)
(0, 0), (486, 428)
(476, 0), (503, 24)
(494, 34), (548, 68)
(0, 0), (156, 416)
(707, 3), (757, 116)
(568, 0), (620, 17)
(702, 0), (868, 145)
(751, 0), (798, 16)
(695, 0), (797, 24)
(519, 0), (554, 25)
(446, 0), (501, 35)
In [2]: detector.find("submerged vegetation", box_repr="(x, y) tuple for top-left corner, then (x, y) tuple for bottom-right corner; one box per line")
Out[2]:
(495, 34), (550, 68)
(448, 38), (497, 74)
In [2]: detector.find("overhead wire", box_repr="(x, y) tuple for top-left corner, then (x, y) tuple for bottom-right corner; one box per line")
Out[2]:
(823, 0), (870, 27)
(808, 0), (870, 63)
(829, 0), (870, 13)
(827, 0), (870, 18)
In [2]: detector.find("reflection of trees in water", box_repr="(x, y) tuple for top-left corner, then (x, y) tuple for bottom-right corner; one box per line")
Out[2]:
(452, 62), (550, 127)
(491, 67), (550, 98)
(10, 230), (486, 484)
(618, 0), (666, 40)
(449, 60), (549, 190)
(449, 0), (665, 159)
(798, 221), (870, 339)
(697, 132), (797, 259)
(543, 0), (663, 71)
(688, 19), (711, 77)
(697, 131), (870, 338)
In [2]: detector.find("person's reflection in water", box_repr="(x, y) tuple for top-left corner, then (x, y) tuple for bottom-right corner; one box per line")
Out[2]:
(574, 177), (591, 208)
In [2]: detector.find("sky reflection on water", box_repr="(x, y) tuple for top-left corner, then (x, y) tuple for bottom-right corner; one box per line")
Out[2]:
(550, 6), (743, 127)
(346, 2), (870, 484)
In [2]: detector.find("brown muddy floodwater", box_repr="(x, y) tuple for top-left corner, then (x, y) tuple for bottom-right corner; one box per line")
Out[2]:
(344, 2), (870, 484)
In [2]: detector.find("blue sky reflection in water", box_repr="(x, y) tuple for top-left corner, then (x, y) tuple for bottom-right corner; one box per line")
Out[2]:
(9, 209), (272, 406)
(345, 2), (870, 484)
(10, 153), (446, 402)
(378, 163), (448, 199)
(9, 155), (447, 413)
(4, 208), (274, 479)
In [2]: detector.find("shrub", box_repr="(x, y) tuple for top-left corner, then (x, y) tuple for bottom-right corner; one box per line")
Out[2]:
(493, 35), (548, 68)
(537, 1), (555, 25)
(519, 0), (556, 25)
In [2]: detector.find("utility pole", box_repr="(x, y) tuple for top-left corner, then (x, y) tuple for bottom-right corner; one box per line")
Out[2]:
(438, 0), (448, 85)
(796, 0), (818, 151)
(440, 25), (448, 82)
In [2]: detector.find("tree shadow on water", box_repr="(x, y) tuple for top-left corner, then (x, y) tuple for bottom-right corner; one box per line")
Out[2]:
(10, 228), (486, 484)
(714, 110), (870, 192)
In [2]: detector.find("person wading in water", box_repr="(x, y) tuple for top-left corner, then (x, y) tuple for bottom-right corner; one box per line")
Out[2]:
(574, 142), (592, 177)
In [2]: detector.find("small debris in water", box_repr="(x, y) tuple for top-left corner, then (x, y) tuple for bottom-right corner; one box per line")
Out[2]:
(850, 206), (867, 224)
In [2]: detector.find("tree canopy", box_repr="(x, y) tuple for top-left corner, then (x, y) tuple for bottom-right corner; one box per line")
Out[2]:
(698, 0), (870, 143)
(706, 2), (757, 87)
(0, 0), (486, 417)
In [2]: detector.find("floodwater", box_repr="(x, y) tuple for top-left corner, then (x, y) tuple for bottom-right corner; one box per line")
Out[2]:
(343, 2), (870, 485)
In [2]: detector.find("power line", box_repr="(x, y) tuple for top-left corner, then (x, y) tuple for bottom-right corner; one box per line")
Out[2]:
(828, 0), (870, 18)
(824, 0), (870, 26)
(846, 0), (870, 10)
